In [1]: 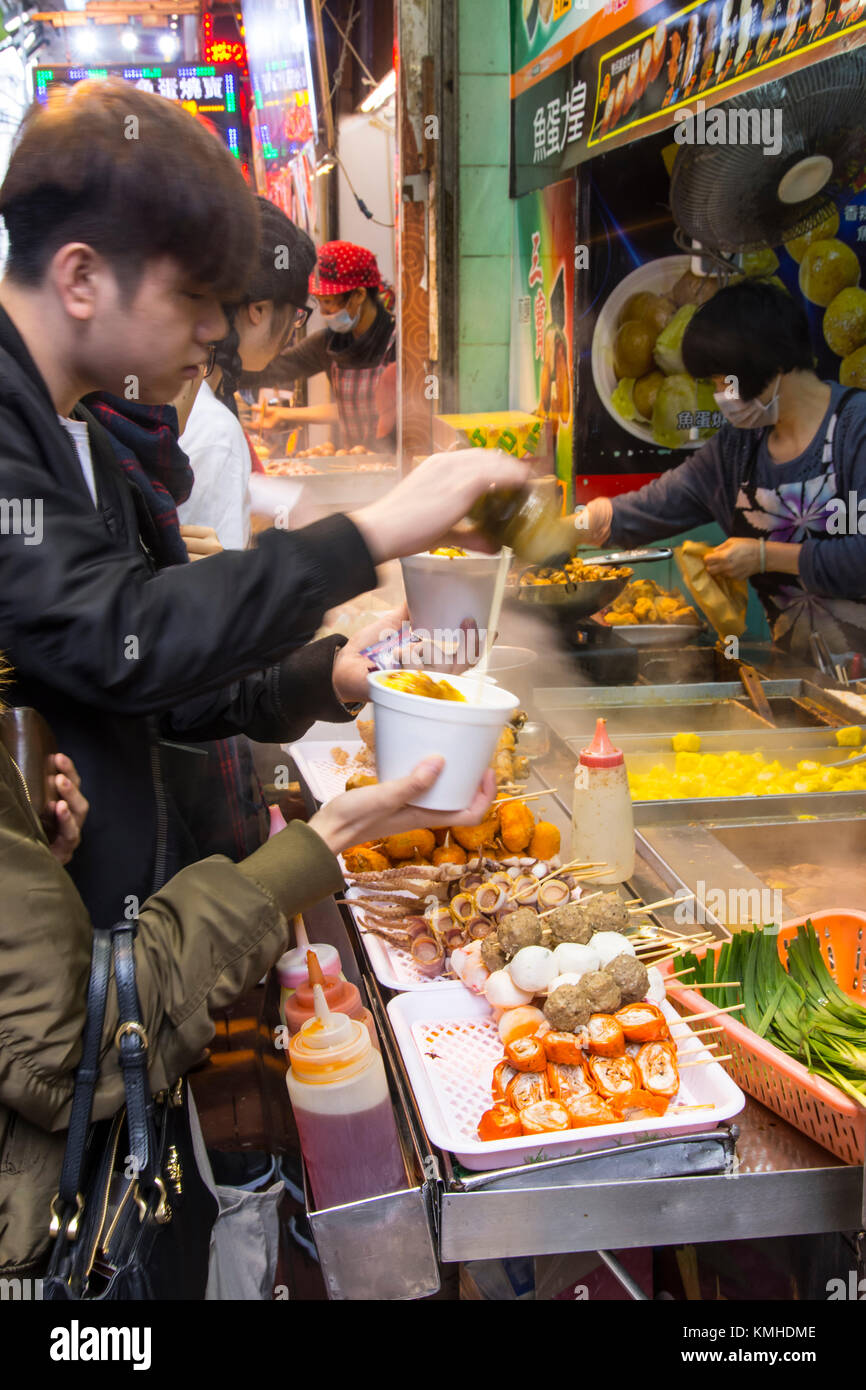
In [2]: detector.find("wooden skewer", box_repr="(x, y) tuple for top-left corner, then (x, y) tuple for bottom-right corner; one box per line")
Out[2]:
(675, 1025), (726, 1039)
(635, 930), (715, 952)
(669, 1103), (717, 1113)
(628, 892), (694, 915)
(686, 980), (742, 990)
(536, 889), (606, 917)
(679, 1054), (733, 1068)
(678, 1002), (744, 1022)
(494, 788), (558, 807)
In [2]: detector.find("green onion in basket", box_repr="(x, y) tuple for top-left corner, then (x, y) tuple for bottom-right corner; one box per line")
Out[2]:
(672, 922), (866, 1106)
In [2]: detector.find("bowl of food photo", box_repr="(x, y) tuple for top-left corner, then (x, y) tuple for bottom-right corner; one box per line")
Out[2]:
(591, 253), (721, 449)
(368, 669), (520, 812)
(400, 548), (505, 649)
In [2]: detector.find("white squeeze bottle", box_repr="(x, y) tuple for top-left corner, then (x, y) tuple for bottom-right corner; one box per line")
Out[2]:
(571, 717), (635, 885)
(286, 985), (406, 1211)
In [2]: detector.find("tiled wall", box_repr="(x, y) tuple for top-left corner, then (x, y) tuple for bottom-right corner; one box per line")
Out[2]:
(457, 0), (513, 411)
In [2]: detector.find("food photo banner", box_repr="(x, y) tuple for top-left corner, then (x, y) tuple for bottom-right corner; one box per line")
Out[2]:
(571, 114), (866, 501)
(510, 178), (577, 504)
(511, 0), (866, 196)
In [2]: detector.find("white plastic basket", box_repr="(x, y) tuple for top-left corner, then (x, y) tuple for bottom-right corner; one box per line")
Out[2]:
(387, 989), (745, 1171)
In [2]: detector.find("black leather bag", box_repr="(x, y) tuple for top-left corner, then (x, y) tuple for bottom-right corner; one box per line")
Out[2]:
(43, 920), (218, 1300)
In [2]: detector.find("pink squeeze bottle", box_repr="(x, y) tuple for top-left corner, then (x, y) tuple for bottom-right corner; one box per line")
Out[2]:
(287, 986), (406, 1211)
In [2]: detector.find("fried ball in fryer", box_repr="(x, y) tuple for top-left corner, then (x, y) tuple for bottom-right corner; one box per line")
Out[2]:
(546, 902), (594, 946)
(480, 937), (508, 974)
(606, 953), (650, 1006)
(544, 982), (593, 1032)
(579, 970), (622, 1014)
(497, 908), (543, 957)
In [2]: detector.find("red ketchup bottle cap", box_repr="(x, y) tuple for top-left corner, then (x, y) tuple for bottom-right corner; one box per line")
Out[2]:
(579, 717), (624, 768)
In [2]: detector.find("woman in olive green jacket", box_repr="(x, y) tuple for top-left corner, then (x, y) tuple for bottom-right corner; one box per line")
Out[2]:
(0, 731), (493, 1275)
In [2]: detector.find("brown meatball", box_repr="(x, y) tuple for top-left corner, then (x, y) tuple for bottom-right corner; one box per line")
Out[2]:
(580, 970), (622, 1014)
(481, 937), (508, 974)
(583, 893), (630, 934)
(544, 983), (592, 1031)
(607, 953), (649, 1006)
(498, 908), (542, 957)
(546, 902), (594, 946)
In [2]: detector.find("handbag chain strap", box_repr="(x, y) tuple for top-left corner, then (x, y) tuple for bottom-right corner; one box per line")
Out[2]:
(49, 920), (169, 1243)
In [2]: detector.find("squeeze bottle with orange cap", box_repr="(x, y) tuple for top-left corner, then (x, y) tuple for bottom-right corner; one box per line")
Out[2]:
(571, 717), (635, 885)
(284, 951), (377, 1044)
(287, 986), (406, 1210)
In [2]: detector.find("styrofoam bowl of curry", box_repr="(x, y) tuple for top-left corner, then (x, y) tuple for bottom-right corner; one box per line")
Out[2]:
(368, 670), (520, 812)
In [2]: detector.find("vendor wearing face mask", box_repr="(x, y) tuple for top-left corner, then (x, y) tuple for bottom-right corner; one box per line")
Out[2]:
(244, 240), (397, 451)
(578, 279), (866, 657)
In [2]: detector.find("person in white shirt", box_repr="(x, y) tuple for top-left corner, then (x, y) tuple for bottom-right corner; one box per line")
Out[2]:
(177, 197), (316, 549)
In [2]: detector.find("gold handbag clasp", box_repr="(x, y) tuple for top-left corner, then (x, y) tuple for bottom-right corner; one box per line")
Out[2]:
(49, 1191), (84, 1241)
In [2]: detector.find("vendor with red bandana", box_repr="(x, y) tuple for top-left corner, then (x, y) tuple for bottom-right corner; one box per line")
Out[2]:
(244, 240), (397, 451)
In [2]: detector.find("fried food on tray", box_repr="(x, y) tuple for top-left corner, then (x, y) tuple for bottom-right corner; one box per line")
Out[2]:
(345, 771), (378, 790)
(383, 829), (436, 862)
(520, 556), (632, 586)
(604, 577), (699, 626)
(498, 799), (535, 854)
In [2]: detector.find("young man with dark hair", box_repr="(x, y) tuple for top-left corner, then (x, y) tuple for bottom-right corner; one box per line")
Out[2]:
(0, 80), (528, 927)
(577, 280), (866, 656)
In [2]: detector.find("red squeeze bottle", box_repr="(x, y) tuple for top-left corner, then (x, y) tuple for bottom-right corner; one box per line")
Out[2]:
(284, 951), (377, 1045)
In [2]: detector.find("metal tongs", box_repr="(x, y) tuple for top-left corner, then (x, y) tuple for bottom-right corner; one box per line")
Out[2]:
(587, 546), (673, 567)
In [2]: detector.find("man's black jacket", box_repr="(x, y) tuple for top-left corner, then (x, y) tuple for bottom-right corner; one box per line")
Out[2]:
(0, 305), (377, 927)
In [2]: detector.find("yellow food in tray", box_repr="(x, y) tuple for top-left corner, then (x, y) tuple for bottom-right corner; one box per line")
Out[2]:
(428, 546), (469, 557)
(520, 556), (632, 586)
(630, 750), (866, 801)
(380, 672), (466, 702)
(604, 578), (700, 626)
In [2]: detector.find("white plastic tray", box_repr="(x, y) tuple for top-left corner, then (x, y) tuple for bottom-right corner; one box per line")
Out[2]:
(343, 857), (565, 992)
(387, 989), (745, 1171)
(289, 738), (366, 806)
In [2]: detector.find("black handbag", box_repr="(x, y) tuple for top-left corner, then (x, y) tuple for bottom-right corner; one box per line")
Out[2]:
(43, 920), (218, 1300)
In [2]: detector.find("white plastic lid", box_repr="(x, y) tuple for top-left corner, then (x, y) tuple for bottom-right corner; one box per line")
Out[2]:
(302, 984), (356, 1050)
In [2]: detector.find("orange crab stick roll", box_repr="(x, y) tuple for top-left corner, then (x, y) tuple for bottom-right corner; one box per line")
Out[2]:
(492, 1060), (518, 1102)
(615, 1002), (670, 1044)
(505, 1035), (547, 1072)
(506, 1070), (550, 1111)
(543, 1030), (585, 1065)
(611, 1088), (671, 1120)
(564, 1093), (619, 1128)
(586, 1013), (626, 1057)
(588, 1053), (640, 1099)
(547, 1060), (594, 1103)
(519, 1100), (571, 1135)
(636, 1041), (680, 1098)
(477, 1103), (523, 1142)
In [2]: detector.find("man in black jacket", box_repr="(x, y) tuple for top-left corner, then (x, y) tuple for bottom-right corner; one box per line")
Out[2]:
(0, 80), (529, 927)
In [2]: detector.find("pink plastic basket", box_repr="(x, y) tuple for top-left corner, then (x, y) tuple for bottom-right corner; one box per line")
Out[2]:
(662, 910), (866, 1165)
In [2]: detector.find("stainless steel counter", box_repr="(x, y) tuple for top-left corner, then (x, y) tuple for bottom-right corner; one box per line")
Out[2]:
(287, 730), (864, 1274)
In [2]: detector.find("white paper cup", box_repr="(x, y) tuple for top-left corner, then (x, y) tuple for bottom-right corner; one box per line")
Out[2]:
(368, 670), (520, 812)
(400, 551), (503, 654)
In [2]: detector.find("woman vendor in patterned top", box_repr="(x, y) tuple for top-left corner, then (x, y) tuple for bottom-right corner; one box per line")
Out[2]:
(577, 280), (866, 658)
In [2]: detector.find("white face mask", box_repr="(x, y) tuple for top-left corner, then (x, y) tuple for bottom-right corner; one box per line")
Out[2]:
(713, 375), (781, 429)
(320, 301), (361, 333)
